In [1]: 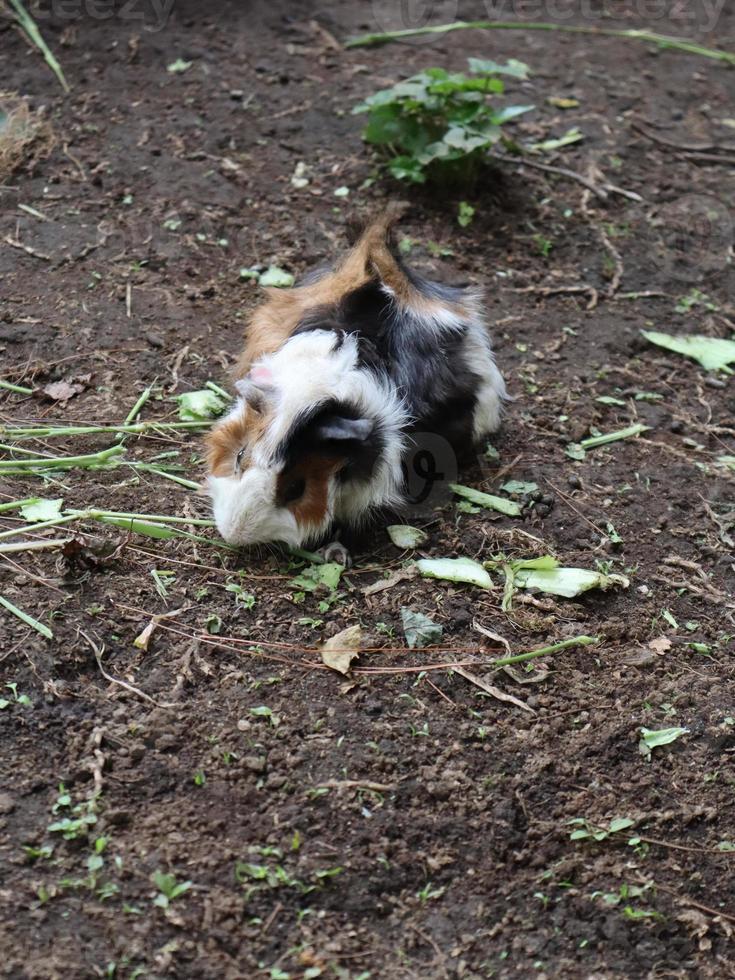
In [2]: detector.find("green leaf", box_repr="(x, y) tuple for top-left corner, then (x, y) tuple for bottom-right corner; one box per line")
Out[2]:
(19, 498), (64, 522)
(566, 443), (586, 461)
(416, 556), (493, 590)
(258, 266), (294, 288)
(387, 155), (426, 183)
(492, 104), (535, 124)
(205, 613), (222, 635)
(641, 330), (735, 372)
(291, 562), (343, 593)
(457, 202), (476, 228)
(639, 726), (689, 755)
(87, 853), (104, 873)
(529, 127), (585, 153)
(250, 706), (281, 727)
(569, 829), (590, 841)
(176, 389), (228, 421)
(513, 566), (629, 599)
(449, 483), (522, 516)
(596, 395), (627, 406)
(609, 817), (635, 833)
(362, 104), (427, 152)
(467, 57), (530, 79)
(443, 127), (490, 152)
(401, 608), (443, 649)
(387, 525), (428, 549)
(167, 58), (192, 73)
(500, 480), (538, 495)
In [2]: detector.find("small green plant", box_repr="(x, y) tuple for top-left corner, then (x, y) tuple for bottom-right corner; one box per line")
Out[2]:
(47, 787), (98, 840)
(0, 682), (32, 709)
(152, 870), (192, 908)
(569, 816), (645, 852)
(353, 58), (532, 188)
(675, 287), (718, 314)
(457, 201), (476, 227)
(225, 582), (256, 610)
(235, 846), (342, 901)
(417, 881), (445, 903)
(592, 882), (660, 920)
(151, 569), (176, 600)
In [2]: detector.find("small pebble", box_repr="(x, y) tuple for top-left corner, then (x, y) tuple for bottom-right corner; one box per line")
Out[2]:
(243, 755), (267, 774)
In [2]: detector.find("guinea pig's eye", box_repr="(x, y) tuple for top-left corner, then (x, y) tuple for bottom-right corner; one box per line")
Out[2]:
(235, 447), (246, 471)
(283, 477), (306, 504)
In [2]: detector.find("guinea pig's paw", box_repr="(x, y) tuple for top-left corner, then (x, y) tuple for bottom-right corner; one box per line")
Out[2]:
(319, 540), (352, 568)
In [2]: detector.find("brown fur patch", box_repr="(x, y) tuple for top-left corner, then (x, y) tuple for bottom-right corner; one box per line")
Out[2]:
(232, 205), (416, 380)
(205, 407), (269, 477)
(276, 455), (346, 530)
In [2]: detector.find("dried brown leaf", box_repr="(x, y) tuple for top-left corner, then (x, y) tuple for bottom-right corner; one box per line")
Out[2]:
(321, 625), (362, 675)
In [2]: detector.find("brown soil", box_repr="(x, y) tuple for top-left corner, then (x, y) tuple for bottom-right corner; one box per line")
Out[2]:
(1, 3), (734, 978)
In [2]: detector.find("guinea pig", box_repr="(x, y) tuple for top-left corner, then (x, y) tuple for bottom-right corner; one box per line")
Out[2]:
(206, 207), (506, 550)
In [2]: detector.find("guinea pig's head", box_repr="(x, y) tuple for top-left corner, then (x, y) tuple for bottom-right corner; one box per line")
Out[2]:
(205, 331), (405, 548)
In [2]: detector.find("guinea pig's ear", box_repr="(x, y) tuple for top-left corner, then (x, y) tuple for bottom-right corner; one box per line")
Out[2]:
(313, 415), (374, 443)
(235, 377), (273, 415)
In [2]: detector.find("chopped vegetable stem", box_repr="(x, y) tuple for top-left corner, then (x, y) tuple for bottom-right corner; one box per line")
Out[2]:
(123, 386), (153, 425)
(0, 380), (34, 395)
(580, 423), (648, 449)
(490, 634), (599, 667)
(0, 445), (124, 470)
(1, 420), (208, 440)
(346, 21), (735, 65)
(0, 592), (54, 638)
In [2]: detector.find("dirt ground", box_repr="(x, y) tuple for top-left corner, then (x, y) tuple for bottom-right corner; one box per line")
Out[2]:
(1, 2), (734, 978)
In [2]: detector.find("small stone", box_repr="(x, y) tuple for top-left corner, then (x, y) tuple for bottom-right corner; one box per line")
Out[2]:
(105, 808), (132, 827)
(243, 755), (266, 774)
(155, 733), (178, 751)
(670, 419), (684, 433)
(0, 793), (15, 814)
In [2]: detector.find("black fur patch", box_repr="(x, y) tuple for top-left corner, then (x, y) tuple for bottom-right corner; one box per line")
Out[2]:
(275, 398), (386, 483)
(292, 277), (481, 452)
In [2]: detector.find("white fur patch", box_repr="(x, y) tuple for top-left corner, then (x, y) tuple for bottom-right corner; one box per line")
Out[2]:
(209, 468), (301, 546)
(380, 284), (466, 333)
(461, 316), (506, 440)
(212, 331), (410, 547)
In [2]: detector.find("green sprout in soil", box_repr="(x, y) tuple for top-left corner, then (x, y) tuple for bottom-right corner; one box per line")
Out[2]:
(353, 58), (533, 189)
(152, 871), (192, 908)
